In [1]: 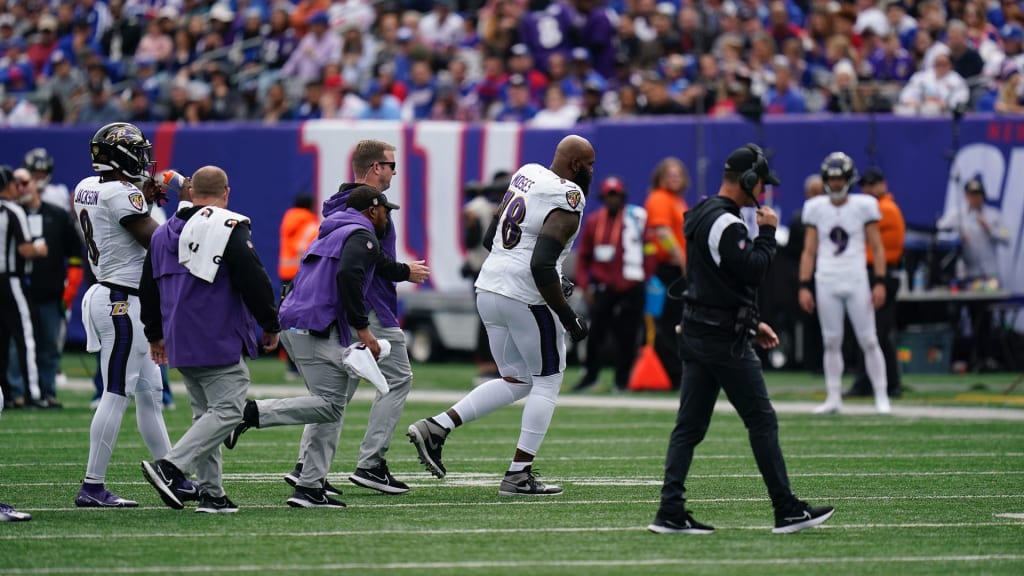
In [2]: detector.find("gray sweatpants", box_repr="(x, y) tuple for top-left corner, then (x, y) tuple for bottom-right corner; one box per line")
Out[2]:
(269, 328), (358, 488)
(166, 360), (249, 498)
(295, 312), (413, 473)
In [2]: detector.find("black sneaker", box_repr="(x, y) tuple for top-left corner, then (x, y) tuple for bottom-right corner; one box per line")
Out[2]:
(283, 464), (342, 496)
(140, 459), (187, 510)
(349, 460), (410, 494)
(647, 509), (716, 534)
(497, 467), (562, 496)
(286, 485), (346, 508)
(224, 400), (258, 449)
(773, 500), (835, 534)
(195, 493), (239, 514)
(407, 418), (448, 478)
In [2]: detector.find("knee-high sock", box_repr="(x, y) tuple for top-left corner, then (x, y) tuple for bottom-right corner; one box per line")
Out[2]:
(514, 373), (561, 467)
(439, 377), (531, 427)
(85, 393), (129, 482)
(860, 337), (889, 403)
(135, 387), (172, 460)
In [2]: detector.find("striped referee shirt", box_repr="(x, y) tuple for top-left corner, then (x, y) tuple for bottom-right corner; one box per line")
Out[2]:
(0, 198), (31, 276)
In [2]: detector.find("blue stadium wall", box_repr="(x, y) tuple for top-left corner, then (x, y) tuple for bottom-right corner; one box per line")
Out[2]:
(2, 116), (1022, 343)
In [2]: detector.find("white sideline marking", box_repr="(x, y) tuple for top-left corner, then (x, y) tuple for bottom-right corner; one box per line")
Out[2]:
(2, 522), (1021, 542)
(3, 554), (1024, 574)
(995, 513), (1024, 519)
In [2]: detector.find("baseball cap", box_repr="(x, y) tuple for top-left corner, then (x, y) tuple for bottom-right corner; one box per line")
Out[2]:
(1001, 23), (1024, 42)
(38, 14), (58, 32)
(964, 178), (985, 194)
(510, 43), (530, 57)
(724, 145), (781, 186)
(599, 176), (626, 195)
(859, 167), (885, 185)
(349, 187), (401, 211)
(306, 10), (329, 25)
(507, 73), (527, 87)
(0, 165), (14, 189)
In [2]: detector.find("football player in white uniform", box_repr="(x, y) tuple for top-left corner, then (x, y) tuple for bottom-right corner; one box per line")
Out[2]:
(72, 122), (192, 507)
(408, 135), (594, 495)
(798, 152), (891, 415)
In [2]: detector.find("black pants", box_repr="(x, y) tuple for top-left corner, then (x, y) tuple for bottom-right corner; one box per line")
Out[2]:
(850, 275), (902, 395)
(578, 283), (645, 390)
(653, 263), (684, 390)
(0, 277), (39, 404)
(658, 326), (793, 514)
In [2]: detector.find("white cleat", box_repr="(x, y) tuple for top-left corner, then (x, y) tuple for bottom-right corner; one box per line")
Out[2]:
(875, 397), (892, 414)
(813, 402), (841, 415)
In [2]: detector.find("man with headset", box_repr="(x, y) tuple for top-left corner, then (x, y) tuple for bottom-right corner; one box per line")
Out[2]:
(648, 144), (834, 535)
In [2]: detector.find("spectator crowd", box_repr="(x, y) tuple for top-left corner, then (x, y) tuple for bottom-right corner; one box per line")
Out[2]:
(1, 0), (1023, 127)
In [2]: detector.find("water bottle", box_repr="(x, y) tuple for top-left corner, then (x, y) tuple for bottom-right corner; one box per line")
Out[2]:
(157, 170), (188, 196)
(912, 264), (926, 293)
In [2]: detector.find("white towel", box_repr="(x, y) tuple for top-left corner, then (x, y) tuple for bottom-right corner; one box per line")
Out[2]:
(343, 339), (392, 394)
(178, 206), (250, 283)
(81, 284), (101, 353)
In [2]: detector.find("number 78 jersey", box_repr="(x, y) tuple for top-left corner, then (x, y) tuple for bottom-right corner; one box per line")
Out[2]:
(475, 163), (586, 306)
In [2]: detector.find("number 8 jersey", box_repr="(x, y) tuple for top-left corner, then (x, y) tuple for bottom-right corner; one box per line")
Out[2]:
(72, 176), (150, 288)
(475, 163), (586, 305)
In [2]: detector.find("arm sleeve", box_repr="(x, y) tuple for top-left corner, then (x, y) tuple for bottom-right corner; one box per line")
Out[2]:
(374, 249), (411, 282)
(139, 250), (163, 342)
(222, 222), (281, 333)
(718, 222), (777, 286)
(575, 215), (596, 292)
(336, 229), (377, 330)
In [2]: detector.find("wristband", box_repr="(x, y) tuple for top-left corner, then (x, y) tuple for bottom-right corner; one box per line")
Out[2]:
(799, 280), (813, 290)
(871, 275), (885, 287)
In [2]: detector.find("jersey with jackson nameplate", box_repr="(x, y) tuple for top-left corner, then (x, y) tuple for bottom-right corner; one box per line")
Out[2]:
(72, 176), (150, 288)
(802, 193), (880, 283)
(475, 163), (586, 306)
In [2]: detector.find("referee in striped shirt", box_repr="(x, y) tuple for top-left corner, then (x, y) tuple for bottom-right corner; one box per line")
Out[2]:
(0, 165), (48, 409)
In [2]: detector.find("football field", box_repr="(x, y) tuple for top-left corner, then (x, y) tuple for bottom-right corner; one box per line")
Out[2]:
(1, 361), (1023, 575)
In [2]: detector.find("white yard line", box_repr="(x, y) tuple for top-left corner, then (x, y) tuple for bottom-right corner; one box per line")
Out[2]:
(56, 379), (1024, 421)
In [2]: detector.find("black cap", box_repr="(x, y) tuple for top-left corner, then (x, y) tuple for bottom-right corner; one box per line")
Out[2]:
(859, 167), (885, 185)
(724, 145), (781, 186)
(0, 164), (13, 188)
(348, 186), (401, 211)
(964, 178), (985, 194)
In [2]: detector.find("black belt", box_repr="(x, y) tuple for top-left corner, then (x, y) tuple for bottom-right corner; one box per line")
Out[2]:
(100, 282), (140, 296)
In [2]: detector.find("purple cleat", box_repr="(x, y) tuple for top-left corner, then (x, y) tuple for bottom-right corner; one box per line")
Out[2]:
(75, 483), (138, 508)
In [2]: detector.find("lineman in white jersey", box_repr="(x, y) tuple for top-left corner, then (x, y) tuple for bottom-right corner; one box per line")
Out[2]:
(72, 122), (192, 508)
(409, 135), (594, 495)
(798, 152), (891, 415)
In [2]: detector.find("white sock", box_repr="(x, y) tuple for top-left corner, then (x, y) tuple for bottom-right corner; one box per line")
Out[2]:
(85, 393), (130, 482)
(433, 412), (456, 431)
(862, 341), (889, 404)
(515, 373), (560, 458)
(442, 377), (531, 427)
(135, 387), (172, 459)
(508, 460), (532, 473)
(823, 346), (844, 406)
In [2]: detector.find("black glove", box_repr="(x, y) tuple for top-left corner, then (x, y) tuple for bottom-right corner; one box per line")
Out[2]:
(560, 275), (574, 298)
(558, 310), (588, 342)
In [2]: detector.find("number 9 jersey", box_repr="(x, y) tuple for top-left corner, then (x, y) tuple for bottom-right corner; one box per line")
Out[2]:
(801, 193), (880, 284)
(72, 176), (150, 288)
(475, 163), (586, 306)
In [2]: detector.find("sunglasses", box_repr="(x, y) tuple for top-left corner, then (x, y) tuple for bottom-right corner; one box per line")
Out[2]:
(377, 161), (396, 170)
(16, 179), (31, 186)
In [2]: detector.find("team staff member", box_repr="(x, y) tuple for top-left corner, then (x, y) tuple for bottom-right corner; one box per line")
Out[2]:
(847, 168), (905, 398)
(0, 165), (48, 409)
(649, 144), (834, 535)
(279, 140), (429, 497)
(223, 186), (404, 508)
(139, 166), (280, 513)
(278, 195), (319, 380)
(572, 176), (647, 392)
(643, 158), (690, 390)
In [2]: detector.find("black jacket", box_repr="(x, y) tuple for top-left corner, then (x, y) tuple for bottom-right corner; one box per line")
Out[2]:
(682, 195), (776, 331)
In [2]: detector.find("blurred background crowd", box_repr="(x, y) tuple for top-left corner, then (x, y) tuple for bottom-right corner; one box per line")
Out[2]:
(1, 0), (1024, 126)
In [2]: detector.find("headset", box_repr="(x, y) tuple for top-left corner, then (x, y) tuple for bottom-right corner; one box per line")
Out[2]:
(739, 144), (768, 207)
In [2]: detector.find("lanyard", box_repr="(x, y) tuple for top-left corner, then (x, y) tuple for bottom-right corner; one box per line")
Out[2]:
(595, 208), (622, 248)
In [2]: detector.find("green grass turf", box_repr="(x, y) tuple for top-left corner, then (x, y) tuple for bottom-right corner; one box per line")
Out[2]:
(0, 356), (1021, 575)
